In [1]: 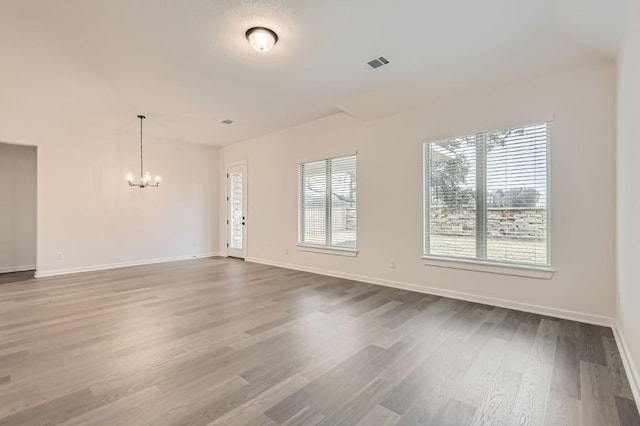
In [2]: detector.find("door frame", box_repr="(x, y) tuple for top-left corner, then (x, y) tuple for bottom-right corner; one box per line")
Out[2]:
(225, 161), (248, 259)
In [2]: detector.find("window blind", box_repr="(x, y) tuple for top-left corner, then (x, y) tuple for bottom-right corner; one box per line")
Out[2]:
(424, 123), (549, 266)
(299, 155), (357, 249)
(330, 156), (357, 248)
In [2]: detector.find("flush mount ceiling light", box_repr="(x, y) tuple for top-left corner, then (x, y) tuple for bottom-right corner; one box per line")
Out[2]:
(127, 115), (160, 188)
(246, 27), (278, 52)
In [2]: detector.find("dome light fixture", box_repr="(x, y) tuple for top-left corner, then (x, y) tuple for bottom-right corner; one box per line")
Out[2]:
(246, 27), (278, 52)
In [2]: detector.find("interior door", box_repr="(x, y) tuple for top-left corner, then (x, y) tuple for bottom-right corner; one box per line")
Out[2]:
(226, 163), (247, 259)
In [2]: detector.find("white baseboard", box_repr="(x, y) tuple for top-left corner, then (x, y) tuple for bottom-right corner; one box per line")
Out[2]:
(0, 264), (36, 273)
(246, 257), (614, 327)
(34, 252), (224, 278)
(612, 322), (640, 408)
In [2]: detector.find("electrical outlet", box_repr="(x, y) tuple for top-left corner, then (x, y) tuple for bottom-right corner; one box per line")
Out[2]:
(390, 260), (396, 269)
(285, 248), (289, 255)
(55, 253), (62, 261)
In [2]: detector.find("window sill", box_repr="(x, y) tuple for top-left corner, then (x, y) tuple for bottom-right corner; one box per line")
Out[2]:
(421, 256), (554, 279)
(297, 245), (358, 257)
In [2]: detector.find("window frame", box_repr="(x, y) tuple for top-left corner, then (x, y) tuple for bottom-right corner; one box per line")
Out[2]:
(297, 154), (358, 254)
(423, 122), (552, 270)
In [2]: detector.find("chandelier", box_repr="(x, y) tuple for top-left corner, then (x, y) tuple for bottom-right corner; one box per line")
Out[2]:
(127, 115), (160, 188)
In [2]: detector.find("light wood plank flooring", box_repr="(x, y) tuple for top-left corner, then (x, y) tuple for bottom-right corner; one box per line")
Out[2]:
(0, 258), (638, 425)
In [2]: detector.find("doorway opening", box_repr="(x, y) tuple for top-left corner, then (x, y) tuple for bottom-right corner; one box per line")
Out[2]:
(0, 142), (37, 283)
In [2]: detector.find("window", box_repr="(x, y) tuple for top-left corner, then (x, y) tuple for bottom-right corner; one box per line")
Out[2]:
(298, 155), (357, 250)
(424, 123), (549, 267)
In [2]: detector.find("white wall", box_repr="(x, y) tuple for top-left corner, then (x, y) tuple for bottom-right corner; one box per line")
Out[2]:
(616, 0), (640, 399)
(0, 143), (36, 272)
(220, 62), (617, 322)
(0, 118), (220, 276)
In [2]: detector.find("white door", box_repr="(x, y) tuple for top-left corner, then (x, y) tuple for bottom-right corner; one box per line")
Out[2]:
(227, 163), (247, 259)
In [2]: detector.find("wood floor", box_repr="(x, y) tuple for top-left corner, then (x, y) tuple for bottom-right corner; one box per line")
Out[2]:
(0, 258), (637, 426)
(0, 270), (34, 286)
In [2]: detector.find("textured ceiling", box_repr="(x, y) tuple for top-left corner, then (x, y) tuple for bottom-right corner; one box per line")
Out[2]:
(0, 0), (629, 146)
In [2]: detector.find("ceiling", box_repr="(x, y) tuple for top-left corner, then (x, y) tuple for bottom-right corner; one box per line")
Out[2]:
(0, 0), (629, 146)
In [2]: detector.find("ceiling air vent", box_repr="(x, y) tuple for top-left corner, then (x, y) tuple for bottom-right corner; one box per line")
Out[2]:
(363, 56), (390, 71)
(220, 119), (235, 125)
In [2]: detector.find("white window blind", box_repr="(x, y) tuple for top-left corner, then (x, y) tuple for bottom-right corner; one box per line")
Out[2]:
(424, 123), (549, 266)
(299, 155), (357, 249)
